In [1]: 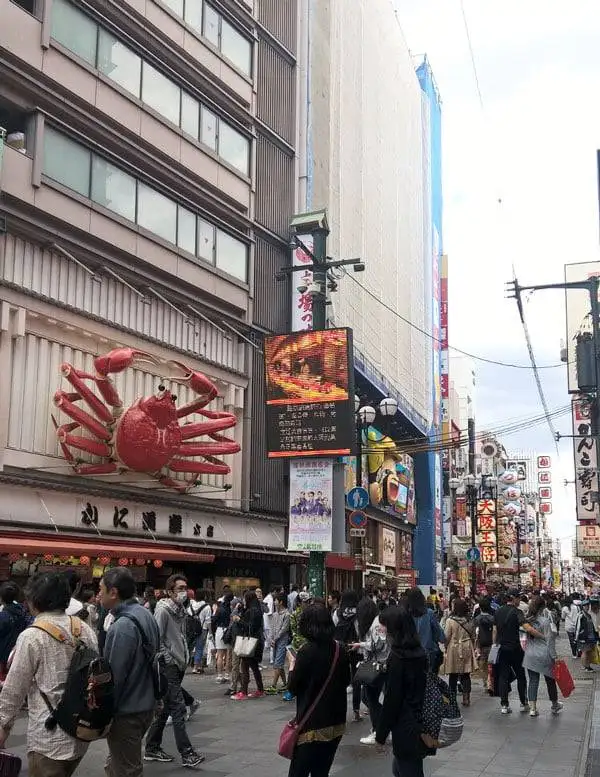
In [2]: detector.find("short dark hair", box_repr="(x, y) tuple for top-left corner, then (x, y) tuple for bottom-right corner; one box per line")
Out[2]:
(165, 574), (187, 592)
(380, 606), (420, 651)
(0, 582), (21, 605)
(244, 590), (260, 609)
(452, 598), (469, 618)
(299, 603), (335, 643)
(62, 569), (80, 596)
(103, 568), (136, 601)
(196, 589), (211, 602)
(406, 587), (426, 617)
(274, 592), (287, 607)
(478, 596), (492, 614)
(25, 572), (70, 613)
(80, 588), (95, 604)
(329, 590), (341, 603)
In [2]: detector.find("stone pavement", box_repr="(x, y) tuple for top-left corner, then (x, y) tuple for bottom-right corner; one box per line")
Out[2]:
(2, 647), (595, 776)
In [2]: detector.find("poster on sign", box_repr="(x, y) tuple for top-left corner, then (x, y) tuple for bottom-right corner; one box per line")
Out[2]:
(572, 395), (600, 522)
(382, 528), (397, 568)
(576, 525), (600, 558)
(288, 459), (333, 551)
(506, 460), (528, 481)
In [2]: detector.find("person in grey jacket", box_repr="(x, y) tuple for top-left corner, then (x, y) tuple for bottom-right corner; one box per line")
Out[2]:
(144, 574), (204, 768)
(523, 595), (563, 717)
(101, 567), (160, 777)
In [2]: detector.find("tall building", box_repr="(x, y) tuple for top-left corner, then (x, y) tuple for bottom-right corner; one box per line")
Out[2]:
(0, 0), (298, 591)
(297, 1), (440, 588)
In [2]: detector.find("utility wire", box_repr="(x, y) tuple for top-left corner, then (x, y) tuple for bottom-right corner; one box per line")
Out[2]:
(460, 0), (485, 111)
(343, 270), (568, 369)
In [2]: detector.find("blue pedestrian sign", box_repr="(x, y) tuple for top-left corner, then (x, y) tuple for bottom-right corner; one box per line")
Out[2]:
(347, 487), (369, 510)
(466, 547), (481, 563)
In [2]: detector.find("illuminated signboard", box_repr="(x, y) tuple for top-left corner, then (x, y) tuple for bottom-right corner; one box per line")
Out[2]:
(264, 328), (355, 458)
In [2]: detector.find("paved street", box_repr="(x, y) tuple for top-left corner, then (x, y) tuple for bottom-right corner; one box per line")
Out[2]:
(3, 646), (596, 776)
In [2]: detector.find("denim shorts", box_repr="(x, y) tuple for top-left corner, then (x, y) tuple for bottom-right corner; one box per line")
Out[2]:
(273, 638), (288, 668)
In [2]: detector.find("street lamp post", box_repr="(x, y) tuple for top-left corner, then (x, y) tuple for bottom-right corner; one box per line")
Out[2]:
(464, 473), (482, 598)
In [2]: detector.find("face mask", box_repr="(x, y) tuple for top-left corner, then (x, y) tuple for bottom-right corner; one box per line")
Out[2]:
(175, 591), (187, 605)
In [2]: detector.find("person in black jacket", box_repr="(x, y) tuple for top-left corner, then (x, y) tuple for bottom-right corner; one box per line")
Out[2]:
(287, 604), (350, 777)
(231, 590), (265, 699)
(375, 606), (431, 777)
(0, 582), (30, 680)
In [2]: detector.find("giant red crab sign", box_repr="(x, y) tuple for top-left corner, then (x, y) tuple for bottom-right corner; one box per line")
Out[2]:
(51, 347), (240, 493)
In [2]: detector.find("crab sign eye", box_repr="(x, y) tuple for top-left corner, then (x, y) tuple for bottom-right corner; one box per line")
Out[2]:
(171, 394), (177, 402)
(158, 384), (166, 391)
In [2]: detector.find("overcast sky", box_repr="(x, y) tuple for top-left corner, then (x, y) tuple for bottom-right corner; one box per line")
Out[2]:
(394, 0), (600, 556)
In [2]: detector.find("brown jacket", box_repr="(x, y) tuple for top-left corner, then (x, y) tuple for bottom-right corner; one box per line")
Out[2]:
(443, 617), (476, 674)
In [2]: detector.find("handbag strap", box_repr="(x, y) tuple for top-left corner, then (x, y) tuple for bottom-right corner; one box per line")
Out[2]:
(297, 640), (340, 729)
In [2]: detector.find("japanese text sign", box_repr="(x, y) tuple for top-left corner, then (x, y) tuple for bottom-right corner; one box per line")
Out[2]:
(572, 395), (600, 522)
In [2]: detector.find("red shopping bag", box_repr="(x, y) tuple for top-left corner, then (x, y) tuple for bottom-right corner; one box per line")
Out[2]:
(553, 659), (575, 698)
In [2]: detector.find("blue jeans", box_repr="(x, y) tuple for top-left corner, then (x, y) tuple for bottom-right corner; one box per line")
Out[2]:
(194, 630), (208, 664)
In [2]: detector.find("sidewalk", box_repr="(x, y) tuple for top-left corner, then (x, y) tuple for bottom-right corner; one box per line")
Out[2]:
(1, 650), (594, 776)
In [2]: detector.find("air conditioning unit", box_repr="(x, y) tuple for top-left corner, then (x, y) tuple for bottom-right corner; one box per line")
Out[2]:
(481, 440), (499, 459)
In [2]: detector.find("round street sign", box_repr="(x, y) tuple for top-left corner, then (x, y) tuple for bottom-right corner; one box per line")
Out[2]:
(347, 487), (369, 510)
(466, 547), (481, 563)
(348, 510), (368, 529)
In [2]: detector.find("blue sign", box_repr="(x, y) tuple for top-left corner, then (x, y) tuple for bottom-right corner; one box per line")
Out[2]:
(349, 510), (368, 529)
(347, 487), (369, 510)
(466, 547), (481, 563)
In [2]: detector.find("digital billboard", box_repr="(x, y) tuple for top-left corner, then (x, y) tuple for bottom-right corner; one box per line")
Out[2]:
(264, 328), (355, 458)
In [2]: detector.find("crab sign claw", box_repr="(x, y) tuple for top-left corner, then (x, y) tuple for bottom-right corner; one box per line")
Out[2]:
(94, 348), (158, 377)
(168, 361), (218, 404)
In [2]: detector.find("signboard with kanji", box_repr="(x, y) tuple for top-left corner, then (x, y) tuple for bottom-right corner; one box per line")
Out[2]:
(572, 395), (600, 522)
(577, 525), (600, 558)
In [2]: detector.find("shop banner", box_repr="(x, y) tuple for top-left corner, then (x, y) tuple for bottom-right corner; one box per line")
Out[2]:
(382, 527), (396, 568)
(572, 395), (600, 523)
(288, 459), (333, 551)
(576, 525), (600, 559)
(291, 234), (314, 332)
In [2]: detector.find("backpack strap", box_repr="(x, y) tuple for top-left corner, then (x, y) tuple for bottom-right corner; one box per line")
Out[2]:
(33, 616), (82, 646)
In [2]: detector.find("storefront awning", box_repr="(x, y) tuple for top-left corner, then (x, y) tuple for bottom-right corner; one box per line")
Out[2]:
(0, 535), (214, 564)
(326, 553), (357, 571)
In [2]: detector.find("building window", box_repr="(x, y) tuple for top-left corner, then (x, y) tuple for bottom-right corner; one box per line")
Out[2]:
(137, 183), (177, 244)
(202, 4), (220, 47)
(216, 229), (247, 281)
(0, 99), (31, 155)
(11, 0), (37, 13)
(220, 18), (252, 76)
(51, 0), (98, 66)
(43, 128), (91, 197)
(42, 128), (249, 282)
(91, 157), (136, 222)
(183, 1), (203, 33)
(161, 0), (183, 14)
(97, 29), (141, 98)
(51, 1), (251, 175)
(142, 63), (181, 127)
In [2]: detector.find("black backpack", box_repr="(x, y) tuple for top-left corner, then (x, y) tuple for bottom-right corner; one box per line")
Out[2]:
(120, 612), (168, 700)
(34, 617), (114, 741)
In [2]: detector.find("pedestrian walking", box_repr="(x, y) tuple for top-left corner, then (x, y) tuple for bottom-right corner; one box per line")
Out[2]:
(443, 598), (476, 706)
(352, 606), (391, 744)
(0, 571), (98, 777)
(101, 567), (162, 776)
(375, 606), (432, 777)
(473, 596), (495, 692)
(0, 582), (31, 681)
(232, 590), (265, 700)
(286, 604), (350, 777)
(406, 587), (445, 671)
(144, 574), (204, 768)
(212, 591), (233, 684)
(266, 592), (291, 694)
(575, 600), (598, 672)
(562, 596), (580, 657)
(334, 590), (362, 722)
(523, 595), (563, 717)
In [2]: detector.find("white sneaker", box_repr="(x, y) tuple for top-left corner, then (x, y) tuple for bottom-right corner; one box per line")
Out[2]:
(501, 705), (512, 714)
(551, 702), (564, 715)
(360, 731), (377, 745)
(519, 703), (530, 713)
(215, 676), (223, 684)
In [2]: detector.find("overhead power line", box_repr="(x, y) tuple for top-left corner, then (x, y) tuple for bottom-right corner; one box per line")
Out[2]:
(343, 270), (568, 370)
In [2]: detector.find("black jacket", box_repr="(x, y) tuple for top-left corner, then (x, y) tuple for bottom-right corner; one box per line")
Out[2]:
(0, 603), (30, 663)
(239, 604), (264, 659)
(376, 645), (430, 758)
(287, 639), (350, 734)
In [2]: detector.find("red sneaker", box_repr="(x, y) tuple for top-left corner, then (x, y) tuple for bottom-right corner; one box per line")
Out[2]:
(231, 692), (248, 701)
(248, 691), (265, 699)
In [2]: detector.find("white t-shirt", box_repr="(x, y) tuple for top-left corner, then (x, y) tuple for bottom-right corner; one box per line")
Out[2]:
(263, 593), (274, 631)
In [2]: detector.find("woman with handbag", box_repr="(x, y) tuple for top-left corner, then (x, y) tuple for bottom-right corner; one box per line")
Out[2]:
(523, 595), (563, 716)
(407, 588), (445, 672)
(284, 604), (350, 777)
(231, 590), (265, 700)
(443, 598), (476, 706)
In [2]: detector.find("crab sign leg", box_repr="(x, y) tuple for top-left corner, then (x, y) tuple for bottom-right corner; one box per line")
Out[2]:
(179, 440), (239, 456)
(59, 364), (113, 422)
(93, 348), (159, 409)
(168, 458), (231, 475)
(54, 391), (111, 441)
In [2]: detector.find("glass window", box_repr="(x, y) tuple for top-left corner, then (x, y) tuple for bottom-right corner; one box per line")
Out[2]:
(203, 4), (220, 46)
(141, 63), (181, 127)
(97, 30), (141, 98)
(43, 128), (91, 197)
(178, 206), (196, 254)
(91, 156), (136, 222)
(200, 107), (217, 151)
(216, 230), (247, 281)
(181, 92), (200, 139)
(184, 1), (203, 33)
(137, 184), (177, 244)
(161, 0), (184, 14)
(51, 0), (98, 66)
(219, 123), (249, 175)
(221, 19), (252, 76)
(198, 219), (215, 263)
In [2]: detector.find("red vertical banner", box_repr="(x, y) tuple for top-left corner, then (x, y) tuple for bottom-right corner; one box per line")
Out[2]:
(440, 256), (450, 470)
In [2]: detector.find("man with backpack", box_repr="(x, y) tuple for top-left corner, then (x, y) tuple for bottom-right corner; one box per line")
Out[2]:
(100, 567), (161, 777)
(0, 571), (100, 776)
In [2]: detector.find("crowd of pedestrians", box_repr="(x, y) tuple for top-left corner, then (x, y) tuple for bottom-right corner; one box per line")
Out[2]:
(0, 572), (592, 777)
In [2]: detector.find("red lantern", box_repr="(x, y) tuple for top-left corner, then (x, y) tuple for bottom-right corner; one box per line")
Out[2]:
(135, 558), (145, 566)
(59, 555), (69, 562)
(8, 553), (19, 563)
(153, 559), (163, 569)
(43, 553), (53, 562)
(79, 555), (90, 566)
(118, 557), (129, 567)
(98, 555), (111, 566)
